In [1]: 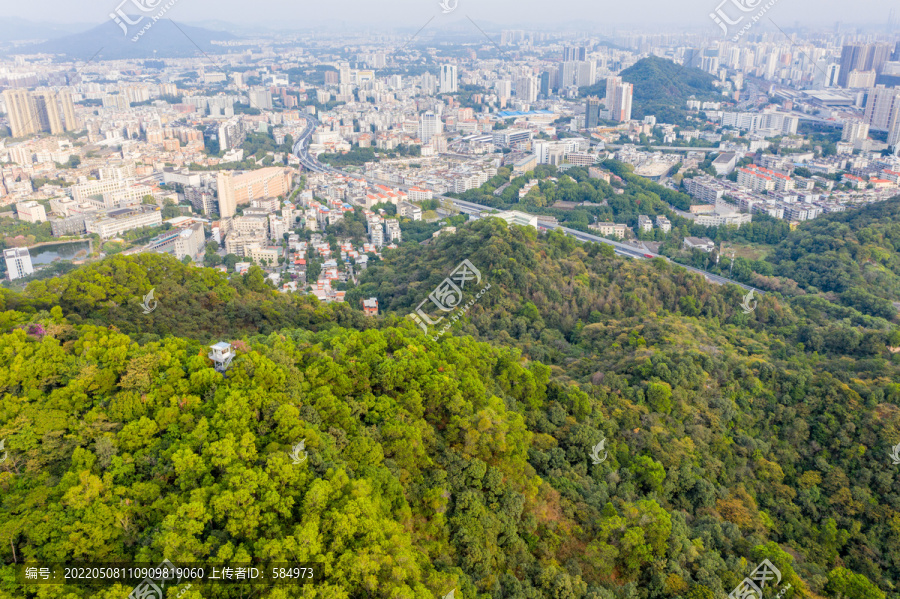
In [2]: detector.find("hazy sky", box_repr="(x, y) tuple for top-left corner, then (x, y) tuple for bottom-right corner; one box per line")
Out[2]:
(4, 0), (898, 30)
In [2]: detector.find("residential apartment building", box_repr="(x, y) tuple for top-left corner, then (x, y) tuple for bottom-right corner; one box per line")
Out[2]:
(591, 221), (627, 239)
(605, 77), (633, 123)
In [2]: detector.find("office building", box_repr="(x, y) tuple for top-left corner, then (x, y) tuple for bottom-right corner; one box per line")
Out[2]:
(4, 248), (34, 280)
(216, 167), (293, 218)
(439, 65), (458, 94)
(585, 96), (601, 129)
(605, 77), (633, 123)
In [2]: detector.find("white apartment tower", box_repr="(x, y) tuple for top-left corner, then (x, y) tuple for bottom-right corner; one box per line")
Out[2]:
(439, 65), (458, 94)
(864, 85), (900, 146)
(419, 112), (442, 144)
(516, 76), (538, 103)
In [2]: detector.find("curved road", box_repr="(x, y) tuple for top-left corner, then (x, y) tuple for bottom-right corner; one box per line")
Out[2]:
(293, 136), (760, 293)
(292, 114), (331, 174)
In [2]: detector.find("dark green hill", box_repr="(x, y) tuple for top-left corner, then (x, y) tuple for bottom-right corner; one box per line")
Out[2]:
(582, 56), (722, 124)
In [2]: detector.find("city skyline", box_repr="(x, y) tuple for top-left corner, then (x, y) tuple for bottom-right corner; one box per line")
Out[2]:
(3, 0), (900, 31)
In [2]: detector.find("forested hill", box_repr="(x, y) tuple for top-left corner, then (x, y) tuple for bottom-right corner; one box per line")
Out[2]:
(581, 56), (721, 123)
(762, 196), (900, 321)
(0, 221), (899, 599)
(0, 253), (370, 342)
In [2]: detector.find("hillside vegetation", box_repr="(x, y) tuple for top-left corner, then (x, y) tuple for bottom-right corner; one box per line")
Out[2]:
(0, 220), (899, 599)
(581, 56), (721, 125)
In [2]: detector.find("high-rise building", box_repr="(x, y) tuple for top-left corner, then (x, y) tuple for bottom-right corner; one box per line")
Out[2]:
(3, 247), (34, 280)
(59, 89), (76, 130)
(563, 46), (587, 62)
(33, 90), (64, 134)
(813, 62), (841, 88)
(217, 167), (293, 219)
(439, 65), (458, 94)
(864, 85), (900, 130)
(420, 72), (437, 95)
(839, 43), (892, 87)
(585, 96), (601, 129)
(605, 77), (633, 123)
(863, 85), (900, 146)
(842, 120), (870, 145)
(2, 88), (78, 137)
(3, 89), (38, 138)
(576, 61), (597, 87)
(560, 61), (577, 88)
(495, 80), (512, 104)
(248, 87), (273, 110)
(539, 71), (551, 97)
(516, 76), (538, 103)
(418, 111), (442, 144)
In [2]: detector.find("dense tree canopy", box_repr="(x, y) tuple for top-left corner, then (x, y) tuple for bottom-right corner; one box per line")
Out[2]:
(1, 217), (899, 599)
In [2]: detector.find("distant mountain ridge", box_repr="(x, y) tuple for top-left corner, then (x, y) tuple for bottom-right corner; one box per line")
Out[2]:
(26, 18), (236, 60)
(0, 17), (91, 42)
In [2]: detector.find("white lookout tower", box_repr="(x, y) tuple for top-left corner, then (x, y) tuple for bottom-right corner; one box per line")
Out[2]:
(208, 342), (235, 372)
